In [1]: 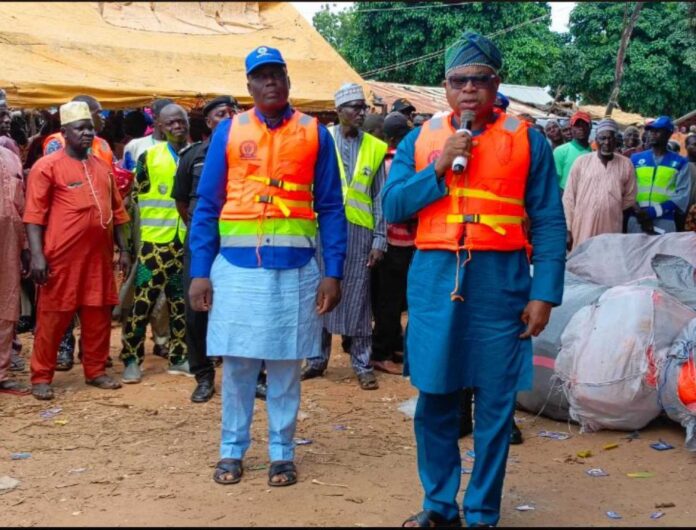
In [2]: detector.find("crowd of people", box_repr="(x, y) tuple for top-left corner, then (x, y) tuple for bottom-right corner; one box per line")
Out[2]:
(0, 28), (695, 527)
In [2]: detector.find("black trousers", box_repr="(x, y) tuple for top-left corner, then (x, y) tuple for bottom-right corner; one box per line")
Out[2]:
(372, 244), (414, 362)
(183, 235), (214, 383)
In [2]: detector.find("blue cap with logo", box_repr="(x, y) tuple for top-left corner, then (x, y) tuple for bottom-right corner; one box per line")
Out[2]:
(245, 46), (286, 75)
(645, 115), (674, 133)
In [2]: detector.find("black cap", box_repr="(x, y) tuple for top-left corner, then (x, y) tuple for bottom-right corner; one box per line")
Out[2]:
(203, 96), (238, 117)
(391, 98), (415, 114)
(384, 111), (412, 140)
(151, 98), (174, 118)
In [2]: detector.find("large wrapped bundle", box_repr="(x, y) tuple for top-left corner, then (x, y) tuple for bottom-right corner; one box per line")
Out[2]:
(555, 285), (696, 432)
(658, 319), (696, 451)
(517, 273), (608, 420)
(567, 233), (696, 287)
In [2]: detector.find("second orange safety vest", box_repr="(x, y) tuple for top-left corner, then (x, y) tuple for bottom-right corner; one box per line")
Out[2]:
(413, 111), (531, 253)
(42, 132), (114, 167)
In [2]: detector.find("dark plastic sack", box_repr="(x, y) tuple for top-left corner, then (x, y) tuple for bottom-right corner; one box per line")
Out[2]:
(652, 254), (696, 310)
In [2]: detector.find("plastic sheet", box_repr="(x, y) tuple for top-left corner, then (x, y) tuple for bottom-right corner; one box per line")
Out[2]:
(555, 286), (696, 432)
(567, 233), (696, 287)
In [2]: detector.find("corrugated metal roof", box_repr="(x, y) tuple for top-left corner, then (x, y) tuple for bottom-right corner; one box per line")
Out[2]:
(367, 80), (561, 118)
(498, 84), (554, 107)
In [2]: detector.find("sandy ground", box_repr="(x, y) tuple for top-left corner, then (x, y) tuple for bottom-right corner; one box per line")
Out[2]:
(1, 325), (695, 527)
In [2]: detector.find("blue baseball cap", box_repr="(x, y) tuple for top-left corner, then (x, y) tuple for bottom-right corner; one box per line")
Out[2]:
(245, 46), (286, 75)
(645, 115), (674, 133)
(494, 92), (509, 111)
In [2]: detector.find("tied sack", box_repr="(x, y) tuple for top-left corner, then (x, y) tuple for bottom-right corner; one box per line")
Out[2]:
(517, 272), (608, 421)
(555, 285), (696, 432)
(658, 318), (696, 451)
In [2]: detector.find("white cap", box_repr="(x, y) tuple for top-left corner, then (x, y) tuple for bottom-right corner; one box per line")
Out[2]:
(334, 83), (365, 107)
(60, 101), (92, 126)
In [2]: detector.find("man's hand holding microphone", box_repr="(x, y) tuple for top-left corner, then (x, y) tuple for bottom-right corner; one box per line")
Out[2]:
(434, 111), (475, 179)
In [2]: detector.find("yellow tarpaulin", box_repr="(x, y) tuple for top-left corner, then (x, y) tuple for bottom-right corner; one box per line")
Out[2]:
(0, 2), (366, 111)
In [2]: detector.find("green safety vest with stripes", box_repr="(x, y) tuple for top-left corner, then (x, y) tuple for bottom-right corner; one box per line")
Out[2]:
(138, 142), (186, 244)
(631, 150), (685, 207)
(329, 126), (387, 230)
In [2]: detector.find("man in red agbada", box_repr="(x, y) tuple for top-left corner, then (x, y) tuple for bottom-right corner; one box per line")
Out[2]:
(24, 101), (130, 400)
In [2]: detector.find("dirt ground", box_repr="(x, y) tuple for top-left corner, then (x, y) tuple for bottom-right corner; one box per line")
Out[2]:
(2, 325), (695, 527)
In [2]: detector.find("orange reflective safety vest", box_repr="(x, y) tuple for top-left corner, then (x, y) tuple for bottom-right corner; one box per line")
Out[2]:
(219, 109), (319, 251)
(42, 132), (114, 166)
(414, 111), (531, 253)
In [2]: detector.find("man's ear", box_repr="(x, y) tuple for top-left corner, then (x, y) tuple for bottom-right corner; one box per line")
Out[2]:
(287, 75), (292, 91)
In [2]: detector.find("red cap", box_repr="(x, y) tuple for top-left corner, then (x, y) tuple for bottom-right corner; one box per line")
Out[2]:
(570, 111), (592, 126)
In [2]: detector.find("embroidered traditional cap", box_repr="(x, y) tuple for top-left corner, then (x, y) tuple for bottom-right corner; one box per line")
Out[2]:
(245, 46), (286, 75)
(59, 101), (92, 126)
(596, 118), (619, 135)
(445, 31), (503, 76)
(335, 83), (365, 107)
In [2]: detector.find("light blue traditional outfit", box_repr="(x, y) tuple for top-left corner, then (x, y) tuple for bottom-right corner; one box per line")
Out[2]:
(382, 32), (566, 527)
(306, 83), (388, 380)
(189, 47), (347, 465)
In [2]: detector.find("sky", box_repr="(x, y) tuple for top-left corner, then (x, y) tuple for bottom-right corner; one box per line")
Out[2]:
(290, 2), (575, 33)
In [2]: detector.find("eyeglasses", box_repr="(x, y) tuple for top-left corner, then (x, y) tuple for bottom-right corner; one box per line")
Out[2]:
(447, 74), (497, 90)
(341, 103), (369, 112)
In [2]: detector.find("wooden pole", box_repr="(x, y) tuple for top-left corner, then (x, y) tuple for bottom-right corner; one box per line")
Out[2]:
(605, 2), (643, 118)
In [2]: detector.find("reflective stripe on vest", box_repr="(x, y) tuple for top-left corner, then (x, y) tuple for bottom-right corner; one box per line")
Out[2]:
(631, 149), (686, 207)
(328, 127), (387, 230)
(139, 142), (186, 244)
(219, 109), (319, 251)
(413, 112), (531, 252)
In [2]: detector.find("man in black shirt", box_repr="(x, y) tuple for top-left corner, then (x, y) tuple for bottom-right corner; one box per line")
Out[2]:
(172, 96), (236, 403)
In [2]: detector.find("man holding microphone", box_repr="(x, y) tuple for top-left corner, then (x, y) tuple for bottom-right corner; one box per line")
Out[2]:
(382, 31), (566, 527)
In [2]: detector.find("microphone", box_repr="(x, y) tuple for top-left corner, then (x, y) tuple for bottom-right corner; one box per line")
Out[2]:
(452, 110), (475, 174)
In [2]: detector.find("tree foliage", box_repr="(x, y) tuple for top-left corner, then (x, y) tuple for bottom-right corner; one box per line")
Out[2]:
(313, 2), (696, 118)
(561, 2), (696, 118)
(312, 2), (562, 87)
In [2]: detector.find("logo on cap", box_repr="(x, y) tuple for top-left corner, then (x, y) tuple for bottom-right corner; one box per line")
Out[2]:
(637, 159), (645, 166)
(257, 47), (269, 57)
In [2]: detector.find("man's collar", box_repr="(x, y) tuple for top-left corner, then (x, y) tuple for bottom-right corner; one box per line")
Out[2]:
(254, 104), (294, 130)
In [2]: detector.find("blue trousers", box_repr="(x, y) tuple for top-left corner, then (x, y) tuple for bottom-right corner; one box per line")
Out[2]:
(414, 385), (517, 526)
(306, 328), (373, 375)
(220, 356), (302, 462)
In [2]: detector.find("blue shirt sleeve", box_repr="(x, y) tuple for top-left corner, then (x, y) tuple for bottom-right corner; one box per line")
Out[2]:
(525, 127), (567, 305)
(381, 126), (447, 223)
(314, 124), (347, 279)
(189, 118), (231, 278)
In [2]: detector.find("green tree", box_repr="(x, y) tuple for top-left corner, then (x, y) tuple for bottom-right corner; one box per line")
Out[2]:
(313, 2), (562, 87)
(561, 2), (696, 117)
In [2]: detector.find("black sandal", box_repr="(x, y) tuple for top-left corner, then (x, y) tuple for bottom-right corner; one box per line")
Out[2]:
(267, 460), (297, 487)
(402, 510), (462, 527)
(213, 458), (243, 485)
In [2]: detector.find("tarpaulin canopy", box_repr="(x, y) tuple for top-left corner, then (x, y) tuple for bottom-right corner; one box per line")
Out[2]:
(0, 2), (366, 111)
